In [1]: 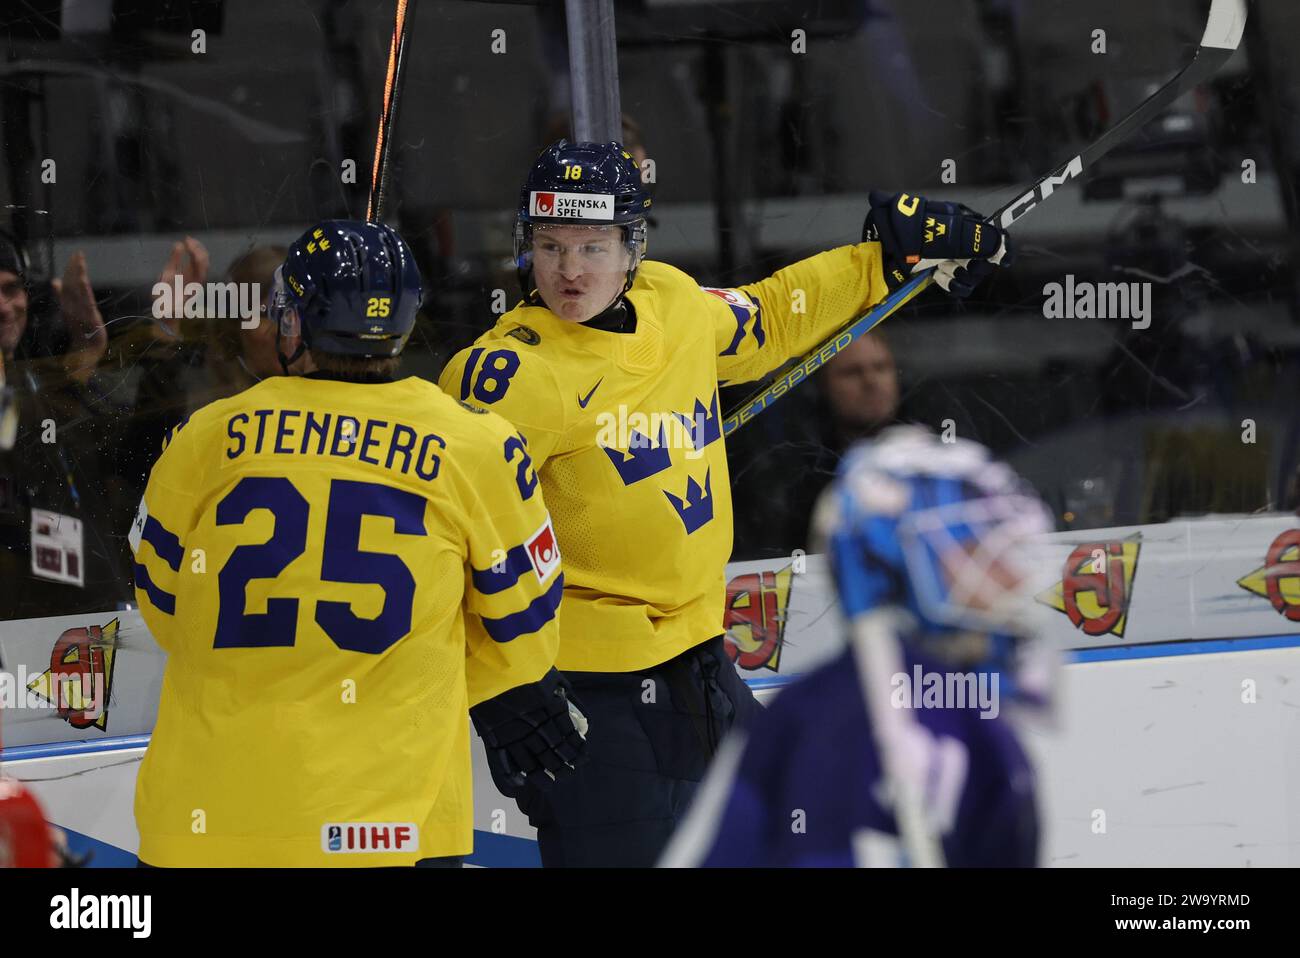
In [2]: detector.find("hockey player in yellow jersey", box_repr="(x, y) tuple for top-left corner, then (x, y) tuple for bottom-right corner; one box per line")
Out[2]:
(131, 220), (586, 867)
(439, 141), (1012, 866)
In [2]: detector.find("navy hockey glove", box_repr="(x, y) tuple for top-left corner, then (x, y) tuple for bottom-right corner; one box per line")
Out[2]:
(863, 190), (1012, 297)
(470, 668), (589, 798)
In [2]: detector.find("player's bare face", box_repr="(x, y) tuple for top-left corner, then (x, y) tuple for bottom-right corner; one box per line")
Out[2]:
(532, 226), (631, 323)
(0, 270), (28, 358)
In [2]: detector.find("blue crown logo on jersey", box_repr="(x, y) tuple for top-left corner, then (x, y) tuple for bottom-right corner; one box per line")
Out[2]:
(674, 392), (722, 451)
(602, 423), (672, 486)
(664, 469), (714, 534)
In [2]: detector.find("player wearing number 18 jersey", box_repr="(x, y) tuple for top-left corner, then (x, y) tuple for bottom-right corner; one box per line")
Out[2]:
(438, 142), (1013, 865)
(131, 221), (585, 867)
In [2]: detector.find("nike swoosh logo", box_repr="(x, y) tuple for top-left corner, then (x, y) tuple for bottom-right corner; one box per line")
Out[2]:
(577, 378), (604, 409)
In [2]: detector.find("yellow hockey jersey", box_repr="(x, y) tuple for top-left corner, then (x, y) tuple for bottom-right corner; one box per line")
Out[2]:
(438, 244), (889, 672)
(130, 375), (562, 866)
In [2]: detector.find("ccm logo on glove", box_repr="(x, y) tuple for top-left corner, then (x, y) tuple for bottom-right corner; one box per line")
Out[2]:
(864, 190), (1013, 298)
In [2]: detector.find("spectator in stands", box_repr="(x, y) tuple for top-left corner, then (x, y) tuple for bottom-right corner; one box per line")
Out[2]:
(121, 241), (314, 506)
(1, 235), (106, 381)
(205, 244), (314, 395)
(0, 230), (133, 619)
(730, 330), (901, 560)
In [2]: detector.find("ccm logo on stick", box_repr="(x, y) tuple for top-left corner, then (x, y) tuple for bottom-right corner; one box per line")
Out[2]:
(1000, 155), (1083, 228)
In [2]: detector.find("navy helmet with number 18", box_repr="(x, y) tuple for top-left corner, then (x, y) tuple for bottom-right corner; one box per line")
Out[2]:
(514, 140), (651, 298)
(269, 220), (423, 361)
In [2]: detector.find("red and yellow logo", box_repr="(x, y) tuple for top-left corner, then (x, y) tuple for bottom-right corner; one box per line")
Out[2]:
(1236, 528), (1300, 622)
(723, 566), (793, 672)
(26, 618), (120, 731)
(1035, 540), (1141, 637)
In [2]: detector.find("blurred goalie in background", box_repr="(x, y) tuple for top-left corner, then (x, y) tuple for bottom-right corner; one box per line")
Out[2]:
(662, 426), (1053, 867)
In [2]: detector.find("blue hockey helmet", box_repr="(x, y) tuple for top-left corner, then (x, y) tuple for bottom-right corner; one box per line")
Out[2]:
(269, 220), (423, 361)
(514, 140), (650, 298)
(816, 426), (1057, 708)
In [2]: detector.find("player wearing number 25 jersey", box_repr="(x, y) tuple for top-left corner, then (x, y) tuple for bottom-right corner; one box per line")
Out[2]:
(130, 221), (584, 867)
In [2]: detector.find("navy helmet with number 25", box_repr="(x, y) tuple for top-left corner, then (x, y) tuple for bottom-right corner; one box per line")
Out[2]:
(270, 220), (423, 363)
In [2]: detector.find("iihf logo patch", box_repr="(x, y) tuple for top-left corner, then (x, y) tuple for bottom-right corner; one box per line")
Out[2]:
(321, 823), (419, 854)
(525, 516), (561, 583)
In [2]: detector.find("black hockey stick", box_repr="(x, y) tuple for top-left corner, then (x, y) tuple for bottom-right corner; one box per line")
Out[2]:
(366, 0), (418, 223)
(721, 0), (1248, 437)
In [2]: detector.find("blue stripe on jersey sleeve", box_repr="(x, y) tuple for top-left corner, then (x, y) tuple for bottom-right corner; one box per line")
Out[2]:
(481, 573), (564, 643)
(718, 301), (753, 357)
(134, 563), (176, 615)
(141, 516), (184, 572)
(471, 543), (534, 595)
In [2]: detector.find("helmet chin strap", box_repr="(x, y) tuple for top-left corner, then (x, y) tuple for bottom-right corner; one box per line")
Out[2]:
(275, 310), (308, 375)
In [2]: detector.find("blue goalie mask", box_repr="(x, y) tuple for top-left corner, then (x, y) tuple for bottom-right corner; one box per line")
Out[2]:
(816, 426), (1057, 710)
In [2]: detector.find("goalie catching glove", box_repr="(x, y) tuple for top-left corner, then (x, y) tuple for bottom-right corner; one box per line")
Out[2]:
(863, 190), (1013, 298)
(470, 668), (590, 798)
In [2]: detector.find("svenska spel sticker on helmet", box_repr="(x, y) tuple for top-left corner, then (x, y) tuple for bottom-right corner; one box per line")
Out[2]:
(529, 191), (615, 220)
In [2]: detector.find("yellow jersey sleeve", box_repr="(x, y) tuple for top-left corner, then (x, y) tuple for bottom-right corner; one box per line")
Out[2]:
(127, 416), (198, 652)
(438, 343), (569, 470)
(461, 422), (563, 707)
(710, 242), (891, 386)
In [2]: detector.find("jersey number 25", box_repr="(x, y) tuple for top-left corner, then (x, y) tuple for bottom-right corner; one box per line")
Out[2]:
(212, 476), (425, 654)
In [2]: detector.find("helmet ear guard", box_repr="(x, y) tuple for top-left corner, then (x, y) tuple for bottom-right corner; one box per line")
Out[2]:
(269, 265), (308, 374)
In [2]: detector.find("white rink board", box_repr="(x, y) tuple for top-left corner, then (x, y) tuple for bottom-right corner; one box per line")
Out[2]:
(5, 513), (1300, 866)
(1026, 648), (1300, 868)
(8, 646), (1299, 867)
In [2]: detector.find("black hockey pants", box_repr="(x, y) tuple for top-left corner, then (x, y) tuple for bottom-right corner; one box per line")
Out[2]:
(513, 635), (760, 867)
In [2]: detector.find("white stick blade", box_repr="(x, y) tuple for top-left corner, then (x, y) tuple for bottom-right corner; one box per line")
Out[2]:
(1200, 0), (1247, 51)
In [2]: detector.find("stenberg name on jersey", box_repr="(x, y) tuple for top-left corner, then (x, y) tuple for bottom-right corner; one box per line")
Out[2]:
(225, 409), (446, 480)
